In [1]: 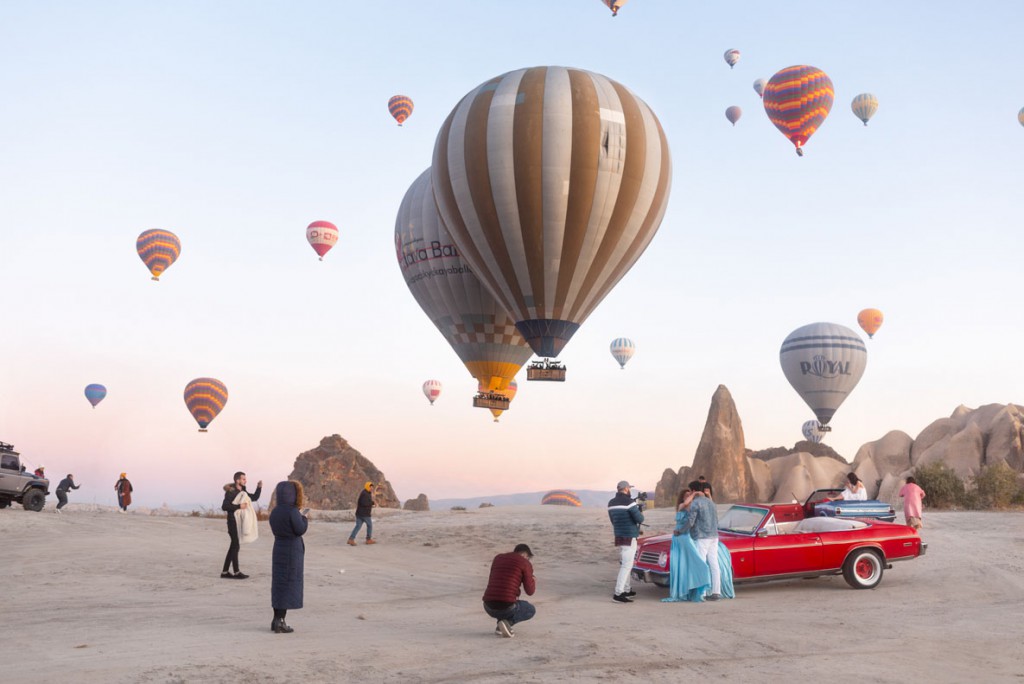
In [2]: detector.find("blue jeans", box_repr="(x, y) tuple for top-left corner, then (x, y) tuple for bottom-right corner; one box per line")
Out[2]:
(484, 600), (536, 627)
(349, 515), (372, 540)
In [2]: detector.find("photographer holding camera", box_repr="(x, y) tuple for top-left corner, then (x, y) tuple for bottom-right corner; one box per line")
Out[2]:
(607, 480), (645, 603)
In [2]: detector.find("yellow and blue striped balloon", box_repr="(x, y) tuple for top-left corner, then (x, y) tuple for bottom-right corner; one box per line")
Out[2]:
(851, 93), (879, 126)
(541, 489), (582, 507)
(136, 229), (181, 281)
(183, 377), (228, 432)
(388, 95), (413, 126)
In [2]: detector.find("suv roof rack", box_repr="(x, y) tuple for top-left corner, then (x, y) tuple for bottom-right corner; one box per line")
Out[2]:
(0, 441), (14, 452)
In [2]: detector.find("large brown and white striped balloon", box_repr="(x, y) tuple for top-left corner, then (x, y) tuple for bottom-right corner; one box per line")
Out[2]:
(431, 66), (672, 358)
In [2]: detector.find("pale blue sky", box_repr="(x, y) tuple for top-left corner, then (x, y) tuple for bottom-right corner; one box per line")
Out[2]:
(1, 1), (1022, 507)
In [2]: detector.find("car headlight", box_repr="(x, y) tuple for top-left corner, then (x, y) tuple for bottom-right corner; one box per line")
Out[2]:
(658, 551), (668, 568)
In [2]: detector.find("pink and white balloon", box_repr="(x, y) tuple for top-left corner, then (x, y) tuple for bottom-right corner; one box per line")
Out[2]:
(724, 49), (741, 69)
(306, 220), (339, 261)
(753, 78), (767, 98)
(422, 380), (442, 405)
(725, 106), (742, 126)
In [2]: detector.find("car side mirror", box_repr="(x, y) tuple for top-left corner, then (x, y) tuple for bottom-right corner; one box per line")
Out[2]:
(756, 528), (769, 538)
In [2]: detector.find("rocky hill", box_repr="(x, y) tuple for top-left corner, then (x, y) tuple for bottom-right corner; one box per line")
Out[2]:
(654, 387), (1024, 507)
(275, 434), (401, 510)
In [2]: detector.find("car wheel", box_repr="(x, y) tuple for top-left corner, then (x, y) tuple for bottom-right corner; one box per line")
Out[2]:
(22, 489), (46, 512)
(0, 498), (11, 509)
(843, 548), (883, 589)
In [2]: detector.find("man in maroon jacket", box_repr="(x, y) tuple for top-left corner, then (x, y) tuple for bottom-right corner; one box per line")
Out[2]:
(482, 543), (536, 638)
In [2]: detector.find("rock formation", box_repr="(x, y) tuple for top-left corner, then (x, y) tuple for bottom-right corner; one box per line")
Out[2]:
(280, 435), (400, 510)
(655, 385), (756, 505)
(404, 494), (429, 511)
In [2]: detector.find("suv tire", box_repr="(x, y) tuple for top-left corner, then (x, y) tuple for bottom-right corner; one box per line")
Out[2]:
(0, 499), (11, 509)
(22, 489), (46, 512)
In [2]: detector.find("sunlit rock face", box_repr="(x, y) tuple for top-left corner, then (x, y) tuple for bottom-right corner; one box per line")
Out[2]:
(276, 434), (400, 511)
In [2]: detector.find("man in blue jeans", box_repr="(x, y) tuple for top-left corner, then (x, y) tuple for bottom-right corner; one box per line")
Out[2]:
(482, 543), (536, 638)
(347, 482), (376, 546)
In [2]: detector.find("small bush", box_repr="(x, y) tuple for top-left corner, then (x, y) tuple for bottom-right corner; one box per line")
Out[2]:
(912, 462), (965, 509)
(972, 462), (1023, 509)
(478, 502), (494, 508)
(450, 506), (466, 511)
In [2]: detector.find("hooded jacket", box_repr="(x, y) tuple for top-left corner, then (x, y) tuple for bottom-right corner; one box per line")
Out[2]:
(355, 484), (374, 518)
(270, 481), (308, 610)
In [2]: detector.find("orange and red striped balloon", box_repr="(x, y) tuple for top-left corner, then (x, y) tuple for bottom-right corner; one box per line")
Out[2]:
(541, 489), (582, 507)
(184, 378), (228, 432)
(762, 65), (834, 156)
(388, 95), (414, 126)
(136, 229), (181, 281)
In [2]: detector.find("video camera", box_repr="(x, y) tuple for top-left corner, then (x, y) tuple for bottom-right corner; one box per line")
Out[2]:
(633, 490), (648, 511)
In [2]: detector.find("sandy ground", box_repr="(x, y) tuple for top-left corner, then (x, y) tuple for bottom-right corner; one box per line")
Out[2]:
(3, 503), (1023, 684)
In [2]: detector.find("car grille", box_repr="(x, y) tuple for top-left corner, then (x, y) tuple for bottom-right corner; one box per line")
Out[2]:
(638, 550), (662, 566)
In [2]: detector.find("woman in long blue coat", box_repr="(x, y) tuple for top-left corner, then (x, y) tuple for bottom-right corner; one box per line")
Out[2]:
(270, 480), (308, 633)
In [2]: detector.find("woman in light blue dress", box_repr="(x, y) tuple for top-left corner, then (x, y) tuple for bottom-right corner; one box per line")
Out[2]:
(662, 490), (711, 602)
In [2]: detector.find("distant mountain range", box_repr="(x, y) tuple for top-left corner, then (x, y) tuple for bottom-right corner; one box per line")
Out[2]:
(432, 488), (653, 510)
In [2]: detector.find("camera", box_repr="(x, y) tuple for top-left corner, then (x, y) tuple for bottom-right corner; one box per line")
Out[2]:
(633, 491), (648, 510)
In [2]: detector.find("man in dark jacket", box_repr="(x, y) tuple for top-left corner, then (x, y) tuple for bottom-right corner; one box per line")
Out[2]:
(221, 471), (262, 579)
(482, 543), (536, 638)
(55, 474), (80, 513)
(607, 480), (644, 603)
(347, 481), (376, 546)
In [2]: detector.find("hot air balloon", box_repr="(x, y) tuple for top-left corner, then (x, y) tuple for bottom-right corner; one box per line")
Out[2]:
(725, 106), (742, 126)
(136, 229), (181, 281)
(541, 489), (582, 506)
(388, 95), (413, 126)
(857, 308), (884, 339)
(396, 169), (534, 404)
(753, 78), (767, 98)
(84, 384), (107, 409)
(600, 0), (628, 15)
(802, 419), (825, 444)
(183, 378), (228, 432)
(724, 49), (741, 69)
(306, 220), (338, 261)
(780, 323), (867, 429)
(763, 65), (834, 156)
(851, 93), (878, 126)
(431, 67), (672, 381)
(422, 380), (442, 405)
(1016, 107), (1023, 127)
(610, 338), (635, 369)
(479, 379), (518, 422)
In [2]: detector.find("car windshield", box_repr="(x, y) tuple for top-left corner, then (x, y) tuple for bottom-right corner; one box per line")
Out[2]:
(718, 505), (769, 534)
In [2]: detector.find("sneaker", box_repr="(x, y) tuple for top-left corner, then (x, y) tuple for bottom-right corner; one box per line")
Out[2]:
(221, 572), (233, 579)
(624, 590), (637, 597)
(365, 539), (376, 545)
(706, 594), (721, 602)
(346, 538), (357, 546)
(497, 620), (514, 638)
(55, 508), (62, 514)
(613, 593), (634, 603)
(232, 572), (249, 580)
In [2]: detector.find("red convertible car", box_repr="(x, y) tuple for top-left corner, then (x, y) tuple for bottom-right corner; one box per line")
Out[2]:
(632, 498), (927, 590)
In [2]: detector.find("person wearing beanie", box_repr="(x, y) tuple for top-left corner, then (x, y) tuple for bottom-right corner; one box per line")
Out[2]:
(114, 472), (133, 513)
(347, 482), (376, 546)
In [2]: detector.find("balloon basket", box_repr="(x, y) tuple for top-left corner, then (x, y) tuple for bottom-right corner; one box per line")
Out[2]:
(151, 276), (160, 281)
(473, 393), (510, 411)
(818, 425), (832, 433)
(527, 359), (566, 382)
(198, 428), (208, 433)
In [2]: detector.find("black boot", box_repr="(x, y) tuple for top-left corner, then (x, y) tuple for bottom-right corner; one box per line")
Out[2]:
(271, 618), (294, 634)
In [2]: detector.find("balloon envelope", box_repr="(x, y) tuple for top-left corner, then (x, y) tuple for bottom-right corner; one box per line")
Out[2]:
(136, 229), (181, 281)
(763, 66), (834, 156)
(1018, 107), (1023, 127)
(724, 49), (741, 68)
(388, 95), (413, 125)
(802, 419), (825, 444)
(183, 378), (228, 431)
(851, 93), (879, 126)
(779, 322), (867, 426)
(479, 379), (518, 422)
(432, 66), (672, 359)
(753, 78), (766, 97)
(541, 489), (582, 506)
(396, 169), (534, 393)
(84, 384), (107, 408)
(857, 308), (884, 338)
(306, 221), (338, 260)
(600, 0), (628, 15)
(610, 337), (636, 369)
(422, 380), (442, 405)
(725, 106), (742, 126)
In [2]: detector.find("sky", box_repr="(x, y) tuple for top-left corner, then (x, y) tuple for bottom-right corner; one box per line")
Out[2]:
(2, 1), (1023, 509)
